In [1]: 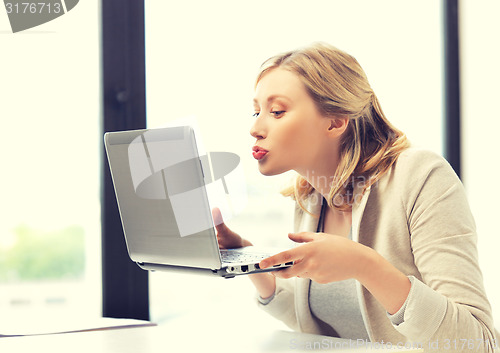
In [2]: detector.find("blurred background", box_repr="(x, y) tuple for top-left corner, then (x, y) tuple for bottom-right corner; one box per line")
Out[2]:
(1, 0), (498, 331)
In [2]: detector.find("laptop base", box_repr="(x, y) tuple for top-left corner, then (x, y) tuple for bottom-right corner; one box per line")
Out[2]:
(137, 262), (288, 279)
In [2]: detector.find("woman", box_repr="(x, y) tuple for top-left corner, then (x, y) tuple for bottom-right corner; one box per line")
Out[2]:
(214, 42), (498, 352)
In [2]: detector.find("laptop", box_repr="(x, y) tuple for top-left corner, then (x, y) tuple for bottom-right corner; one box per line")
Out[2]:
(104, 126), (292, 278)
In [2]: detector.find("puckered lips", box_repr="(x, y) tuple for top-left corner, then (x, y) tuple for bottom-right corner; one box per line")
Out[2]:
(252, 146), (269, 160)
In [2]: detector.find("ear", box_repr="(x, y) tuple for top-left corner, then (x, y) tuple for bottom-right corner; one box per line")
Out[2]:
(326, 117), (349, 138)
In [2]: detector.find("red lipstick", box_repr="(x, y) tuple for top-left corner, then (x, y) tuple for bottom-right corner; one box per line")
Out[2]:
(252, 146), (269, 160)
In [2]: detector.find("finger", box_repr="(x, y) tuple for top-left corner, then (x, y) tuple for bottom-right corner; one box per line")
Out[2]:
(212, 208), (231, 236)
(288, 232), (316, 243)
(273, 260), (309, 280)
(212, 207), (224, 227)
(259, 249), (302, 270)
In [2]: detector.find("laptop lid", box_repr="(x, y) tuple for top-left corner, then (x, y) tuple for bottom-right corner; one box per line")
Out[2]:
(104, 126), (222, 270)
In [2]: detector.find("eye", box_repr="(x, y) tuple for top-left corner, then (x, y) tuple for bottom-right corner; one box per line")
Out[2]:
(271, 110), (285, 118)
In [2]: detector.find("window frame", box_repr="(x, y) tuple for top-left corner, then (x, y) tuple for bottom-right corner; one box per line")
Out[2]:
(101, 0), (149, 320)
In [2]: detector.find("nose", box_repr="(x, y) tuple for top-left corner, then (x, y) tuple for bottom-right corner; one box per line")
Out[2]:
(250, 116), (266, 140)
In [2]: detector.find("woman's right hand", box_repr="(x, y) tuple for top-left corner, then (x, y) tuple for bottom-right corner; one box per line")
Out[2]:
(212, 207), (253, 249)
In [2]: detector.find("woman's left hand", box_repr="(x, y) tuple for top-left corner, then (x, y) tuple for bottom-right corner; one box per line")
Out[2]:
(259, 232), (373, 284)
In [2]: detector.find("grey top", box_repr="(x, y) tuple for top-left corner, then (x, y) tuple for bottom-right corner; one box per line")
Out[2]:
(309, 202), (410, 338)
(309, 277), (370, 340)
(308, 204), (369, 339)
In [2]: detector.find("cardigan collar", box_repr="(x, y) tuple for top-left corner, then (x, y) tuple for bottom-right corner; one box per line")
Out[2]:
(298, 182), (372, 242)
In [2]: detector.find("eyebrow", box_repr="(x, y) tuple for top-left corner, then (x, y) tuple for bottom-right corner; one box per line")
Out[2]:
(253, 95), (292, 106)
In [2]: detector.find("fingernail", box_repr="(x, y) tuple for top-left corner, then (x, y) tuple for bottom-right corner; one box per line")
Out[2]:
(260, 261), (268, 269)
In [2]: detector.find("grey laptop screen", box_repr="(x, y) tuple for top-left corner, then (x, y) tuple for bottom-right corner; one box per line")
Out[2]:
(105, 127), (221, 269)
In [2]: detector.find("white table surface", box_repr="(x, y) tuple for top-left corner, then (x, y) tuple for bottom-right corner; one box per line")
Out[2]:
(0, 313), (423, 353)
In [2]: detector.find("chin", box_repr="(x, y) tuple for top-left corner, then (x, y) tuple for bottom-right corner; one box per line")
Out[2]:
(258, 163), (287, 177)
(259, 169), (276, 176)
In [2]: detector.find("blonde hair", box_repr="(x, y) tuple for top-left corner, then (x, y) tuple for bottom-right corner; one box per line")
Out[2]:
(257, 43), (410, 213)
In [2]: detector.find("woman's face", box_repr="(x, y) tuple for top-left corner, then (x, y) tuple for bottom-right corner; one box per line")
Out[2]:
(250, 68), (335, 177)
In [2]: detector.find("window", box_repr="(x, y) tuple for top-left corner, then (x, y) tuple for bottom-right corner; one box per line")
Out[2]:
(0, 1), (101, 320)
(145, 0), (443, 325)
(460, 0), (500, 325)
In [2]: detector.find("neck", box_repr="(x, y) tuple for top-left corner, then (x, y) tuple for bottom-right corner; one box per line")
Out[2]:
(297, 155), (339, 202)
(296, 139), (342, 201)
(304, 170), (336, 201)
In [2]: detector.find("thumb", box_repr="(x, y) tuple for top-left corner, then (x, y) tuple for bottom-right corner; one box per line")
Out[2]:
(212, 207), (223, 225)
(288, 232), (316, 243)
(212, 207), (228, 232)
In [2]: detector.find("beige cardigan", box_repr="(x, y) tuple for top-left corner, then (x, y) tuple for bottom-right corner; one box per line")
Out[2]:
(257, 148), (498, 352)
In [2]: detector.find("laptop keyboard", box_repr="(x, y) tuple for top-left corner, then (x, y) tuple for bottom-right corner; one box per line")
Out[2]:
(220, 249), (270, 264)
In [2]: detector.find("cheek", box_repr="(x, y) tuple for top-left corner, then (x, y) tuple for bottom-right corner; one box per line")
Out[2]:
(277, 119), (317, 152)
(271, 125), (313, 167)
(274, 118), (304, 143)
